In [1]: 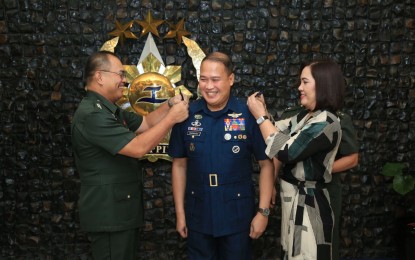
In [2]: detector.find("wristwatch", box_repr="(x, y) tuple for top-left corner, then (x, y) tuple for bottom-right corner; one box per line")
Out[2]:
(256, 115), (269, 125)
(258, 207), (270, 217)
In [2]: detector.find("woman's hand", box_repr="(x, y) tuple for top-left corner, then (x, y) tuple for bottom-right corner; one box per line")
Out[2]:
(247, 92), (267, 119)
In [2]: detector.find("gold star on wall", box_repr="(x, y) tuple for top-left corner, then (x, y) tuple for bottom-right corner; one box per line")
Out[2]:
(164, 18), (191, 45)
(108, 20), (138, 45)
(135, 11), (164, 38)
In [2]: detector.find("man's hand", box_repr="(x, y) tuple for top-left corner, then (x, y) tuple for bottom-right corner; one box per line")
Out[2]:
(176, 213), (188, 238)
(168, 100), (189, 123)
(169, 91), (187, 107)
(247, 92), (267, 120)
(249, 213), (268, 239)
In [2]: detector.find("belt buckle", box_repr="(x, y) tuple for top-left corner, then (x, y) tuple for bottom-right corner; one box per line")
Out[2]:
(209, 174), (218, 187)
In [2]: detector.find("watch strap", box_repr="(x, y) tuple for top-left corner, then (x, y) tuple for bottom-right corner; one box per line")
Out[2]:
(258, 207), (270, 216)
(256, 115), (269, 125)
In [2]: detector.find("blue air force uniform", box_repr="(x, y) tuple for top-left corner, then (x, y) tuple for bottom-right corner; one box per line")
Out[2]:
(168, 96), (268, 257)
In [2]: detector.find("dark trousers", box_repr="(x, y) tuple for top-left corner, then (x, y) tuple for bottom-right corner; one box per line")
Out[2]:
(187, 229), (253, 260)
(327, 174), (343, 260)
(88, 229), (139, 260)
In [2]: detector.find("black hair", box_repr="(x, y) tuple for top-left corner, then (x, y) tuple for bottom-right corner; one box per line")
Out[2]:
(201, 52), (234, 76)
(84, 51), (119, 83)
(301, 59), (345, 112)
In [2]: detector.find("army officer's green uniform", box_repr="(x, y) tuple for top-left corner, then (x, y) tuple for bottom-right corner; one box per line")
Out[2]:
(72, 91), (143, 259)
(279, 105), (359, 260)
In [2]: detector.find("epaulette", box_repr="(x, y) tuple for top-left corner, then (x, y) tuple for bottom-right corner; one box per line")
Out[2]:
(95, 99), (103, 110)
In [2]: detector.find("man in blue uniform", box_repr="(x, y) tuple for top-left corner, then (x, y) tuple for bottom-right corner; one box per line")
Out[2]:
(168, 52), (274, 259)
(72, 51), (189, 259)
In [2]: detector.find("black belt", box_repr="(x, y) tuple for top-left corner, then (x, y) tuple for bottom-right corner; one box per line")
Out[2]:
(280, 176), (327, 189)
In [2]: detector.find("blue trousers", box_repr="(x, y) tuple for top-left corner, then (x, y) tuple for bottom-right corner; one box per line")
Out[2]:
(187, 229), (253, 260)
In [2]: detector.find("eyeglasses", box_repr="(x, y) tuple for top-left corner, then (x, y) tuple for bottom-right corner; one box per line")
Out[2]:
(98, 70), (127, 79)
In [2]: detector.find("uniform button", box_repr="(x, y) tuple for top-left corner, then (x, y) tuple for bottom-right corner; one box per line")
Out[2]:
(127, 194), (131, 199)
(191, 191), (194, 194)
(237, 193), (241, 197)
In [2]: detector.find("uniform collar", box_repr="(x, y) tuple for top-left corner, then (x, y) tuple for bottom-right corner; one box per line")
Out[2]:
(192, 96), (239, 118)
(86, 90), (118, 114)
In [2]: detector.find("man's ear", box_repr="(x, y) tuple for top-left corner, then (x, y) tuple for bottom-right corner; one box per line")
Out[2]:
(95, 71), (104, 86)
(229, 73), (235, 86)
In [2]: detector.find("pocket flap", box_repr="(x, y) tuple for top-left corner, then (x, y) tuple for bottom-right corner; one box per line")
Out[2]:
(113, 182), (140, 201)
(224, 185), (253, 201)
(186, 185), (204, 200)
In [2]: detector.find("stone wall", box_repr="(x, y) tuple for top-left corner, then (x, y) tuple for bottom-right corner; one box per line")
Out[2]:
(1, 0), (415, 259)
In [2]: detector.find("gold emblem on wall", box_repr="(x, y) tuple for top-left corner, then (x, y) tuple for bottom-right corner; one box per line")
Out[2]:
(128, 72), (175, 116)
(100, 12), (204, 162)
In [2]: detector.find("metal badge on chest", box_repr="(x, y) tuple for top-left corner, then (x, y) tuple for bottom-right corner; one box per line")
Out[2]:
(224, 112), (247, 154)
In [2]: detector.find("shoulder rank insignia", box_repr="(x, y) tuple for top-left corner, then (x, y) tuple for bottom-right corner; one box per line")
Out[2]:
(96, 103), (102, 109)
(228, 112), (242, 118)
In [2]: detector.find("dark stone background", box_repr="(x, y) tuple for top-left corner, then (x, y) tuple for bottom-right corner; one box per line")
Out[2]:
(1, 0), (415, 259)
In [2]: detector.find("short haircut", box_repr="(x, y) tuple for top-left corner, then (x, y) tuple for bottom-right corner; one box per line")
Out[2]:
(84, 51), (118, 83)
(201, 52), (234, 76)
(301, 59), (345, 112)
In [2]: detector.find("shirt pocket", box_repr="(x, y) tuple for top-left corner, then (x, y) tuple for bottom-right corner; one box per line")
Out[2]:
(185, 186), (205, 221)
(224, 184), (255, 223)
(113, 182), (141, 201)
(112, 182), (142, 222)
(184, 135), (205, 158)
(222, 137), (249, 158)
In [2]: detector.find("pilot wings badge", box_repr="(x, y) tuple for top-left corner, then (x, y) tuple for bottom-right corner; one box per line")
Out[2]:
(228, 112), (242, 118)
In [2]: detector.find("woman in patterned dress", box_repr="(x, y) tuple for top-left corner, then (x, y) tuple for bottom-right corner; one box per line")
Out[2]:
(247, 59), (345, 259)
